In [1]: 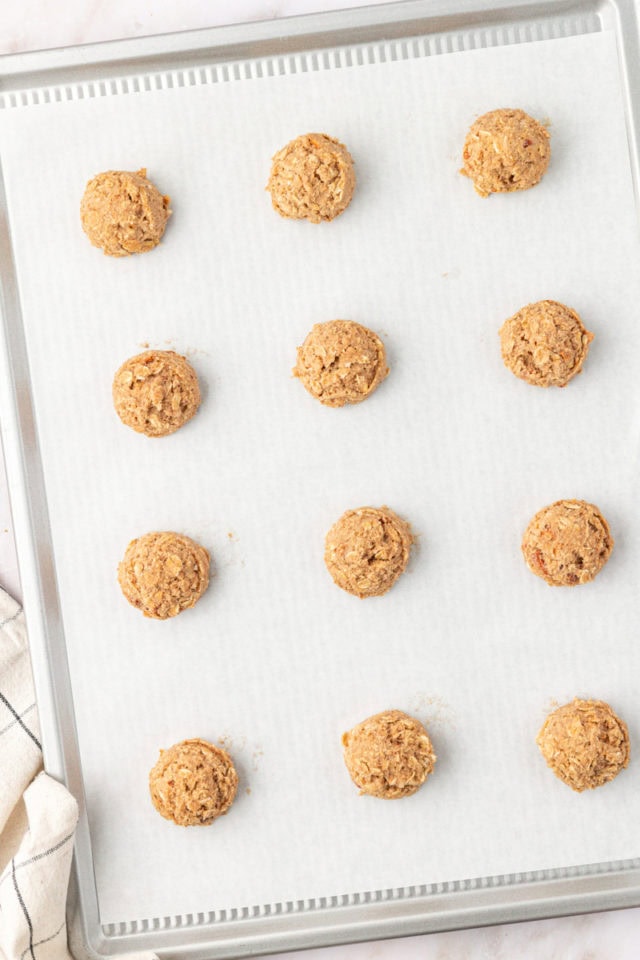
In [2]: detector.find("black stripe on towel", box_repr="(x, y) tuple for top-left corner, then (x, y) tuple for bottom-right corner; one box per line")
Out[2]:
(0, 690), (41, 751)
(12, 860), (36, 960)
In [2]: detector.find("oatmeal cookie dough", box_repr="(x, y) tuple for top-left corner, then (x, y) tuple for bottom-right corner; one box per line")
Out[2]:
(118, 531), (210, 619)
(267, 133), (355, 222)
(499, 300), (593, 388)
(536, 699), (630, 792)
(112, 350), (201, 437)
(293, 320), (389, 407)
(521, 499), (613, 587)
(149, 738), (239, 825)
(342, 710), (436, 799)
(324, 506), (413, 598)
(461, 109), (550, 197)
(80, 168), (171, 256)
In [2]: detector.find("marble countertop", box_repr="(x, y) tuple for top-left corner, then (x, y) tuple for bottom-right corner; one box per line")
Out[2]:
(0, 1), (638, 957)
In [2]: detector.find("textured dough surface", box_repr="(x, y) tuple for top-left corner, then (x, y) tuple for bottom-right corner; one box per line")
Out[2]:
(324, 506), (413, 598)
(461, 109), (550, 197)
(149, 738), (239, 825)
(267, 133), (355, 222)
(499, 300), (593, 387)
(118, 531), (210, 619)
(80, 168), (171, 256)
(521, 499), (613, 587)
(294, 320), (389, 407)
(537, 699), (630, 792)
(112, 350), (201, 437)
(342, 710), (436, 799)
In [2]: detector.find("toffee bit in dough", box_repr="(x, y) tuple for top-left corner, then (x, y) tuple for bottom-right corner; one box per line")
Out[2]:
(267, 133), (355, 223)
(342, 710), (436, 799)
(521, 499), (613, 587)
(324, 506), (413, 598)
(149, 738), (239, 825)
(499, 300), (593, 388)
(536, 699), (630, 792)
(112, 350), (201, 437)
(118, 531), (210, 619)
(80, 168), (171, 256)
(461, 109), (550, 197)
(293, 320), (389, 407)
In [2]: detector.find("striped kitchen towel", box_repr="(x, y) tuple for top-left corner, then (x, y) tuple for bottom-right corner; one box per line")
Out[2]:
(0, 588), (78, 960)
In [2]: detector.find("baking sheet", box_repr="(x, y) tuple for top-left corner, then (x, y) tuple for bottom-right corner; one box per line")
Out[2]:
(1, 28), (639, 926)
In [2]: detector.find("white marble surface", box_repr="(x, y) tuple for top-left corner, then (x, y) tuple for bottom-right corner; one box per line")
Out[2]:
(0, 1), (638, 956)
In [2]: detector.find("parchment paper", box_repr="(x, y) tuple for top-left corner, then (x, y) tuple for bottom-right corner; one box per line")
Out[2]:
(1, 29), (639, 925)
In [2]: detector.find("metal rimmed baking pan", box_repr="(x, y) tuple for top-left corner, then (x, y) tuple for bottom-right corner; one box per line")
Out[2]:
(1, 0), (640, 956)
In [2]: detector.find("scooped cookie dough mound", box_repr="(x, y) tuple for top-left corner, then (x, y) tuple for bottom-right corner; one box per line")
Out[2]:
(521, 499), (613, 587)
(324, 506), (413, 598)
(536, 699), (630, 792)
(499, 300), (593, 388)
(294, 320), (389, 407)
(112, 350), (201, 437)
(267, 133), (355, 222)
(80, 168), (171, 256)
(461, 109), (550, 197)
(118, 531), (210, 619)
(149, 738), (239, 825)
(342, 710), (436, 799)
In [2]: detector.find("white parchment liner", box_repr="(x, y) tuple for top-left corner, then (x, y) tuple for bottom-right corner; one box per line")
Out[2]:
(1, 30), (639, 924)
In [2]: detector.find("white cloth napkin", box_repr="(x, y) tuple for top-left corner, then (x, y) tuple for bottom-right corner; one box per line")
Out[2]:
(0, 587), (78, 960)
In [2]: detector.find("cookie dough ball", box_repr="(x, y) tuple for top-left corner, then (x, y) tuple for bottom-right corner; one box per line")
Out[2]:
(118, 531), (210, 619)
(499, 300), (593, 388)
(461, 109), (550, 197)
(521, 499), (613, 587)
(325, 506), (413, 598)
(149, 738), (239, 825)
(342, 710), (436, 799)
(112, 350), (201, 437)
(294, 320), (388, 407)
(536, 699), (630, 792)
(267, 133), (355, 222)
(80, 168), (171, 256)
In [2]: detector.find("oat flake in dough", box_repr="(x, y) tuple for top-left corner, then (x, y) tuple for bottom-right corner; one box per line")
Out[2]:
(342, 710), (436, 799)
